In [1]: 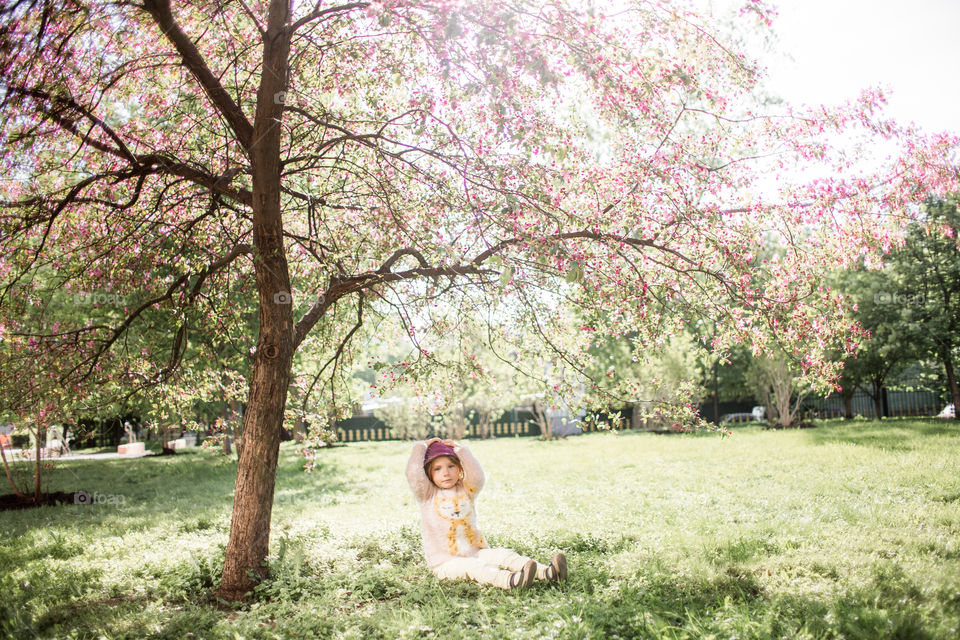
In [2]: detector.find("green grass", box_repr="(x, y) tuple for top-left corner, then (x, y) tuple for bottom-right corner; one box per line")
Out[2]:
(2, 419), (959, 639)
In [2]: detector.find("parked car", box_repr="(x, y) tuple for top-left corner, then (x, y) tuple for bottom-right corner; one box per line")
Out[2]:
(937, 403), (956, 419)
(720, 406), (766, 425)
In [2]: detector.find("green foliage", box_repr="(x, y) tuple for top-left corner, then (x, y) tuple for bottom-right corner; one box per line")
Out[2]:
(373, 394), (434, 440)
(708, 344), (757, 403)
(892, 195), (960, 405)
(833, 194), (960, 413)
(832, 265), (922, 405)
(586, 330), (707, 428)
(746, 347), (816, 428)
(367, 314), (546, 439)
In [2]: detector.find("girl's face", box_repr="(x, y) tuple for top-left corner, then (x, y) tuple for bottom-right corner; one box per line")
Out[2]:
(429, 456), (461, 489)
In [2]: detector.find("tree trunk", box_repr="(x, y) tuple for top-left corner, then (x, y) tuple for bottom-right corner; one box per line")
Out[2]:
(33, 425), (44, 501)
(217, 0), (294, 602)
(772, 359), (792, 427)
(842, 390), (854, 419)
(449, 406), (467, 440)
(293, 415), (307, 442)
(712, 360), (719, 424)
(217, 345), (292, 599)
(871, 380), (883, 420)
(223, 407), (233, 456)
(533, 400), (552, 440)
(941, 347), (960, 421)
(0, 442), (25, 499)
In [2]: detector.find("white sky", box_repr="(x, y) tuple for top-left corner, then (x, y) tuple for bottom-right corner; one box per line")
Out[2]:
(755, 0), (960, 135)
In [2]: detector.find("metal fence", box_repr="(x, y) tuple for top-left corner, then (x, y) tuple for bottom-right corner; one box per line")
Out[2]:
(805, 387), (943, 419)
(336, 420), (544, 442)
(333, 412), (619, 443)
(335, 389), (946, 441)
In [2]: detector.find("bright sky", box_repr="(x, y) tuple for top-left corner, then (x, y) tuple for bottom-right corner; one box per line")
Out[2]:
(757, 0), (960, 135)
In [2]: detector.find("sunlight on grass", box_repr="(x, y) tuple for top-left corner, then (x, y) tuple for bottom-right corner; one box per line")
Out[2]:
(2, 419), (959, 639)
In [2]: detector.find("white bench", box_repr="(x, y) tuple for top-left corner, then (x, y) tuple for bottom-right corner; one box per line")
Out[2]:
(118, 442), (145, 456)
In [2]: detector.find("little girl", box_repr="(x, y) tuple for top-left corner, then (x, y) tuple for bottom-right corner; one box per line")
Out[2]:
(406, 437), (566, 589)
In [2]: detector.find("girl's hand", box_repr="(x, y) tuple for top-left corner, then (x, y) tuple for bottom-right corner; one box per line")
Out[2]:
(441, 439), (456, 447)
(425, 437), (442, 446)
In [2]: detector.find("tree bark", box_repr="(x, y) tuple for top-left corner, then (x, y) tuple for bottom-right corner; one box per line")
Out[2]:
(33, 424), (45, 501)
(217, 0), (294, 602)
(712, 360), (719, 424)
(0, 442), (25, 499)
(868, 379), (883, 420)
(533, 400), (552, 440)
(941, 346), (960, 421)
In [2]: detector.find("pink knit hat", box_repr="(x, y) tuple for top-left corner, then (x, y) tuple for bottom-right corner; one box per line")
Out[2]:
(423, 441), (460, 473)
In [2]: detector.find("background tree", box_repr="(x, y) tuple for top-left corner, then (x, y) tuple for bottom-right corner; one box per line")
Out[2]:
(367, 310), (548, 438)
(746, 346), (817, 428)
(832, 265), (923, 418)
(705, 344), (755, 419)
(890, 195), (960, 418)
(586, 330), (706, 430)
(1, 0), (956, 599)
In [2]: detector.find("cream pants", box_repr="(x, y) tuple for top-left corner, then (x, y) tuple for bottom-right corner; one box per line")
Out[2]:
(432, 548), (546, 589)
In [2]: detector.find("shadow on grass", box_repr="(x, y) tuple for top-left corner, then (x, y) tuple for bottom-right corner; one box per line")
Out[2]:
(0, 564), (106, 639)
(803, 419), (959, 451)
(8, 593), (223, 640)
(3, 530), (953, 640)
(612, 427), (732, 438)
(0, 449), (356, 638)
(1, 446), (354, 537)
(558, 562), (939, 640)
(271, 450), (355, 510)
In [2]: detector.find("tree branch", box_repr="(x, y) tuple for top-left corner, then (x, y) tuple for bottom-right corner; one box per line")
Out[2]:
(65, 243), (254, 382)
(4, 85), (138, 164)
(301, 291), (365, 411)
(291, 1), (370, 33)
(141, 0), (254, 149)
(378, 248), (430, 272)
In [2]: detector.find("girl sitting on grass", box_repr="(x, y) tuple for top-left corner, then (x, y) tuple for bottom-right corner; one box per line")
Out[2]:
(406, 437), (566, 589)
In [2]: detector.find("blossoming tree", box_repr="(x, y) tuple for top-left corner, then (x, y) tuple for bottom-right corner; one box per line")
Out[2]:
(1, 0), (956, 599)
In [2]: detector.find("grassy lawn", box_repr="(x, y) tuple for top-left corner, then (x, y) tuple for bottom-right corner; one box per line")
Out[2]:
(1, 419), (959, 639)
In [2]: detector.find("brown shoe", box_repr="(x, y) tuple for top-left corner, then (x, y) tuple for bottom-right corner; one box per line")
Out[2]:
(545, 553), (567, 581)
(508, 560), (537, 589)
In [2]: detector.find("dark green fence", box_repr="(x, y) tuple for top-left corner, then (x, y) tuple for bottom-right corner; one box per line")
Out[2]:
(334, 418), (542, 443)
(333, 410), (619, 443)
(806, 387), (943, 419)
